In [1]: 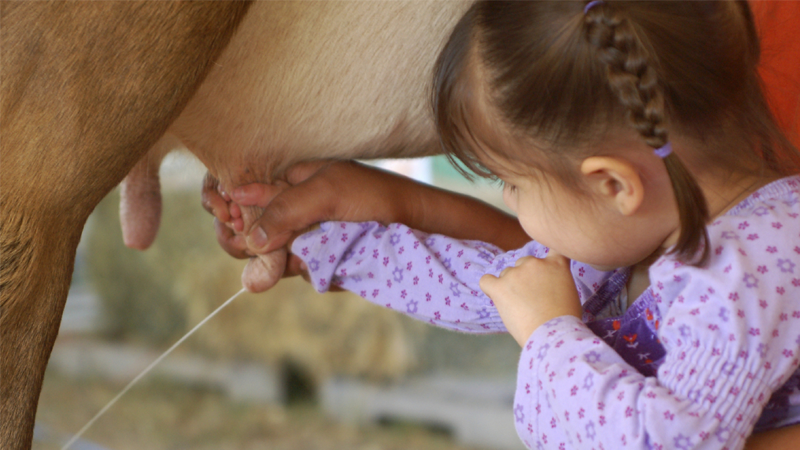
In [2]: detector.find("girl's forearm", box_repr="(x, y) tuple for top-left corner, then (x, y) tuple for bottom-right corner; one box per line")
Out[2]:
(400, 180), (530, 251)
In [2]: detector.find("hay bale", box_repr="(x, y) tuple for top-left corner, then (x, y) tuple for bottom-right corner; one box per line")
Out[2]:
(86, 190), (427, 383)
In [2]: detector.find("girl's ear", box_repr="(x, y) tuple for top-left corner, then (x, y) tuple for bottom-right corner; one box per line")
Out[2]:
(580, 156), (644, 216)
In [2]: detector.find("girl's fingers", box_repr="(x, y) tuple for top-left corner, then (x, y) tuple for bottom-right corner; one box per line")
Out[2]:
(232, 217), (244, 233)
(542, 250), (572, 270)
(244, 178), (336, 255)
(214, 218), (250, 259)
(231, 182), (287, 208)
(229, 202), (242, 220)
(201, 182), (232, 223)
(284, 254), (306, 278)
(479, 273), (499, 294)
(543, 248), (569, 262)
(513, 256), (534, 267)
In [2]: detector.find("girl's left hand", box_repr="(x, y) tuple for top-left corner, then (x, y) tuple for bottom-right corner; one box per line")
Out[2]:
(480, 251), (582, 347)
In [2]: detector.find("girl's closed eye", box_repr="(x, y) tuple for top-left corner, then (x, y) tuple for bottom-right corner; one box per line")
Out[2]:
(500, 178), (522, 215)
(498, 178), (517, 192)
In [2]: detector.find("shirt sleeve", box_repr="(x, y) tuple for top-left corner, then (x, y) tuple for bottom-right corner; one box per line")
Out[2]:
(290, 221), (549, 334)
(511, 215), (800, 450)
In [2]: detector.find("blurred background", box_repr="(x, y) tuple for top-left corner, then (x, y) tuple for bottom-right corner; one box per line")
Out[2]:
(35, 152), (525, 450)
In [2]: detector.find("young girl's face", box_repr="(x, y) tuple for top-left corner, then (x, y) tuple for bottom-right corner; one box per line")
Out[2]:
(497, 168), (613, 269)
(493, 148), (677, 271)
(456, 51), (679, 270)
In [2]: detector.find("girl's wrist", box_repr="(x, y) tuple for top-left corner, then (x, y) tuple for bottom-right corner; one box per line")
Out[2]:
(521, 314), (583, 347)
(381, 173), (426, 227)
(402, 180), (430, 229)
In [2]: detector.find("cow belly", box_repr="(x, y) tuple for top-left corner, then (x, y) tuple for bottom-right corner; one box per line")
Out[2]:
(170, 0), (470, 189)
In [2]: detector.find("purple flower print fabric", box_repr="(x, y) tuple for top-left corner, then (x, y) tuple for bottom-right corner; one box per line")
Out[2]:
(291, 176), (800, 449)
(293, 220), (541, 333)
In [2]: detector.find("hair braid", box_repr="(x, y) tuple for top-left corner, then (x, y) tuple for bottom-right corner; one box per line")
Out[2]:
(584, 2), (710, 265)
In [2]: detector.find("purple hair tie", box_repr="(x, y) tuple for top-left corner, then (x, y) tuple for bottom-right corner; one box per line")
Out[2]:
(584, 0), (605, 14)
(654, 143), (672, 159)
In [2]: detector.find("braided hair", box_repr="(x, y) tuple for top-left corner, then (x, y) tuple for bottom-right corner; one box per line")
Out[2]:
(434, 1), (798, 265)
(583, 1), (709, 263)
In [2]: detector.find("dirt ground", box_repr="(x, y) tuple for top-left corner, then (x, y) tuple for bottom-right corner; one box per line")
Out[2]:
(34, 369), (488, 450)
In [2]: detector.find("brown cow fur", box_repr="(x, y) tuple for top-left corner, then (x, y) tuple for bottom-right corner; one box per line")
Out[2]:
(0, 2), (251, 448)
(119, 0), (470, 293)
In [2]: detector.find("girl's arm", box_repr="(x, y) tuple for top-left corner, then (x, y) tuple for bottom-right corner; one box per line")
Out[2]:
(252, 160), (529, 252)
(291, 219), (549, 334)
(203, 160), (530, 259)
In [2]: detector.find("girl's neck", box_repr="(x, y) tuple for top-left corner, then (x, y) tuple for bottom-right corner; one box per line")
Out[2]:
(627, 169), (780, 305)
(626, 250), (663, 305)
(700, 172), (780, 220)
(657, 168), (780, 253)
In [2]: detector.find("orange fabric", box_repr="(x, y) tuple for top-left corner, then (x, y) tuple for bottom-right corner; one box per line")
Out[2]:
(750, 0), (800, 149)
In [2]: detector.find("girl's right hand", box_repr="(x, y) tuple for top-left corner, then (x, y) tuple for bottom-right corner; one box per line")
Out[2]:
(479, 250), (582, 347)
(201, 173), (251, 259)
(234, 160), (419, 257)
(201, 160), (417, 275)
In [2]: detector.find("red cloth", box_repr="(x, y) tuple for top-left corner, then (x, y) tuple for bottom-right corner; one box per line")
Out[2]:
(751, 0), (800, 149)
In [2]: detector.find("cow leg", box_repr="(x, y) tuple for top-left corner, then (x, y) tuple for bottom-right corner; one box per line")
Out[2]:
(0, 2), (250, 448)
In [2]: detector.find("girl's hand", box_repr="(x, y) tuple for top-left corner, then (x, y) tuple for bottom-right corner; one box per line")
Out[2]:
(479, 251), (582, 347)
(238, 160), (416, 256)
(202, 174), (292, 260)
(200, 161), (413, 288)
(241, 160), (529, 256)
(201, 173), (251, 259)
(202, 174), (313, 284)
(201, 159), (529, 289)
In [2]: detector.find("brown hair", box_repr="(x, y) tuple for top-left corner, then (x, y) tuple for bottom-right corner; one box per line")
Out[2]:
(433, 0), (800, 265)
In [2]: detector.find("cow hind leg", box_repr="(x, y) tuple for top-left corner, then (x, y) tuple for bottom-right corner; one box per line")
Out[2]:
(0, 2), (250, 448)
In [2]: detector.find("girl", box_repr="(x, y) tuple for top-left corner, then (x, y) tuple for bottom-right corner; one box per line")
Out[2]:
(208, 1), (800, 448)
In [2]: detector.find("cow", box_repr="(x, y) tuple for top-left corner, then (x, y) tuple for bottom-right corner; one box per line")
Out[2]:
(1, 1), (798, 449)
(1, 1), (469, 447)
